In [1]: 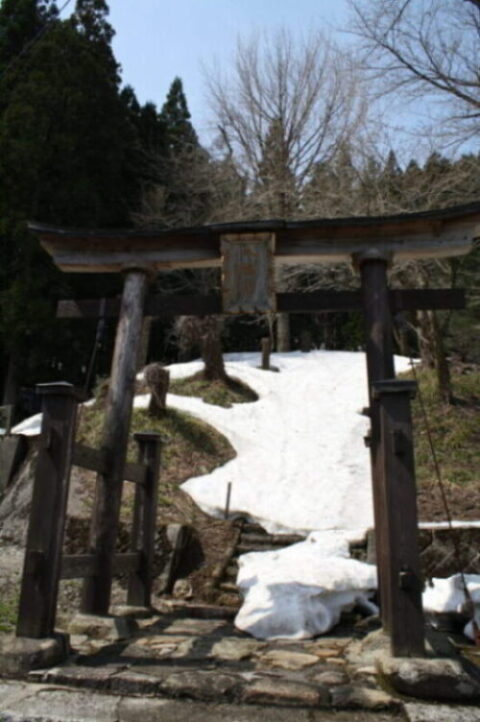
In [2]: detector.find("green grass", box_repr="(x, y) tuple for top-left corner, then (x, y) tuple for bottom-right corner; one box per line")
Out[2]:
(408, 366), (480, 486)
(169, 372), (258, 408)
(0, 595), (18, 633)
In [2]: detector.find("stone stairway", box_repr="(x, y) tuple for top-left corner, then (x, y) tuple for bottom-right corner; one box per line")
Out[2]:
(215, 520), (304, 608)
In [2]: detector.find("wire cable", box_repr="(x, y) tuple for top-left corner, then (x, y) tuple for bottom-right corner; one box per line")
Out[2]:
(403, 328), (480, 643)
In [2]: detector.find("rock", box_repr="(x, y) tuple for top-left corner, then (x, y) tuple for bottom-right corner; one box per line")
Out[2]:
(3, 686), (119, 722)
(68, 613), (136, 641)
(242, 677), (328, 706)
(172, 579), (193, 599)
(0, 634), (69, 674)
(347, 628), (391, 667)
(354, 665), (377, 677)
(162, 670), (240, 701)
(69, 634), (89, 649)
(380, 657), (480, 702)
(108, 670), (162, 695)
(211, 638), (263, 661)
(312, 669), (349, 686)
(42, 664), (122, 690)
(404, 702), (480, 722)
(156, 524), (192, 595)
(122, 634), (194, 659)
(327, 657), (347, 666)
(162, 618), (226, 635)
(331, 684), (396, 709)
(309, 647), (342, 658)
(258, 649), (320, 670)
(110, 605), (153, 619)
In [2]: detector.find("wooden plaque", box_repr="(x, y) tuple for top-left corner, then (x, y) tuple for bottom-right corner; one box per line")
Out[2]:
(221, 233), (276, 314)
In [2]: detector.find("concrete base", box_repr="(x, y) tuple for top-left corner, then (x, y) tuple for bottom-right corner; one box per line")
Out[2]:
(68, 613), (137, 641)
(0, 633), (69, 675)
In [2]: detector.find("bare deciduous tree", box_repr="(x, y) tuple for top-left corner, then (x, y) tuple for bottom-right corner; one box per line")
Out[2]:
(207, 29), (368, 213)
(348, 0), (480, 144)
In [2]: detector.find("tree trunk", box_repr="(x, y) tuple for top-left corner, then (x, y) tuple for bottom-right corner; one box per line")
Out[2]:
(201, 335), (227, 381)
(276, 312), (291, 352)
(431, 311), (452, 404)
(417, 311), (435, 368)
(417, 310), (452, 403)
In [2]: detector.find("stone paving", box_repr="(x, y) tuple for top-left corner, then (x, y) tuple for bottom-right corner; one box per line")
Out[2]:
(2, 605), (480, 721)
(26, 610), (397, 712)
(0, 680), (407, 722)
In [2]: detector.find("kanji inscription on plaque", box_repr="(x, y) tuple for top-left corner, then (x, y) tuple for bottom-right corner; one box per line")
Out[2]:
(221, 233), (276, 313)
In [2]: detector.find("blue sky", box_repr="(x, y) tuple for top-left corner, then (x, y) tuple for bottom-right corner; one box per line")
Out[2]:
(64, 1), (350, 143)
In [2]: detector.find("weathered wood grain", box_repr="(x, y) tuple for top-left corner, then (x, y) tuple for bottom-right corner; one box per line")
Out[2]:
(127, 433), (163, 607)
(81, 270), (148, 616)
(373, 380), (425, 657)
(16, 383), (78, 638)
(31, 202), (480, 272)
(359, 256), (396, 634)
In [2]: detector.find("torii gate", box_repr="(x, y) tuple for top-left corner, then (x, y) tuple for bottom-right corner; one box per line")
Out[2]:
(30, 201), (480, 657)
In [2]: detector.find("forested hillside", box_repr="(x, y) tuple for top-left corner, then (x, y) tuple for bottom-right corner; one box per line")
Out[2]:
(1, 3), (480, 419)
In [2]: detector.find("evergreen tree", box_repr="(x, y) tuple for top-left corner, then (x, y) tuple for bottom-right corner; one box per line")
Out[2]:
(159, 77), (198, 156)
(144, 76), (208, 227)
(0, 0), (140, 405)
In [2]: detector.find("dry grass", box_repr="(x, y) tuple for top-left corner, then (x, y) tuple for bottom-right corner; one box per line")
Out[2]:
(169, 372), (258, 407)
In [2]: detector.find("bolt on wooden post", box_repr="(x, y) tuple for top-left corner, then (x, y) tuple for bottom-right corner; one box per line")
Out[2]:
(127, 432), (163, 608)
(373, 379), (425, 658)
(17, 383), (79, 638)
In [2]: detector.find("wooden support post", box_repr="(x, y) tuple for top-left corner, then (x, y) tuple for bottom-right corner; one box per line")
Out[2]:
(373, 380), (425, 657)
(356, 251), (395, 632)
(82, 269), (149, 615)
(127, 432), (163, 608)
(261, 337), (271, 370)
(17, 383), (78, 638)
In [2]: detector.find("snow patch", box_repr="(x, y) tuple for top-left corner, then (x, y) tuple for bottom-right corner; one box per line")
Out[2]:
(423, 573), (480, 641)
(234, 530), (378, 639)
(176, 351), (412, 535)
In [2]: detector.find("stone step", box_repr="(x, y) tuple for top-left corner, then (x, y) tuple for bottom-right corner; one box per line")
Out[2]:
(236, 543), (279, 554)
(219, 581), (238, 594)
(216, 591), (241, 608)
(240, 532), (303, 546)
(224, 564), (238, 580)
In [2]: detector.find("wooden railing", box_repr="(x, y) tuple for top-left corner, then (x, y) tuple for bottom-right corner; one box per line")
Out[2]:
(16, 383), (162, 639)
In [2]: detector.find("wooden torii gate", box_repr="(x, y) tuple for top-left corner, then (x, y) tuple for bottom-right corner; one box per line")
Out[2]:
(30, 201), (480, 657)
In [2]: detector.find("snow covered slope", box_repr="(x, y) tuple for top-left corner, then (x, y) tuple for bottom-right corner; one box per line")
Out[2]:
(168, 350), (412, 537)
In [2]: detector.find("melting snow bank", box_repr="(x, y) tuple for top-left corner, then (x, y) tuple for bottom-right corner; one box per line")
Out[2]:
(179, 351), (413, 536)
(234, 538), (480, 641)
(234, 530), (378, 640)
(423, 574), (480, 642)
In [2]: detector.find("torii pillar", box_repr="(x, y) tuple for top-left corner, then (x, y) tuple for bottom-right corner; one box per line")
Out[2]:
(82, 267), (150, 615)
(356, 249), (424, 656)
